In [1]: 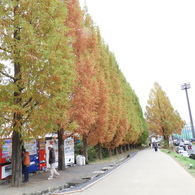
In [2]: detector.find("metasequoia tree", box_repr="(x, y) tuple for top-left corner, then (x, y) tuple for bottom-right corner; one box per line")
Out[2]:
(68, 3), (148, 158)
(86, 29), (109, 159)
(71, 10), (99, 162)
(106, 71), (126, 152)
(56, 0), (83, 170)
(126, 92), (147, 144)
(102, 53), (122, 151)
(145, 82), (185, 146)
(0, 0), (74, 186)
(132, 96), (148, 145)
(86, 37), (148, 156)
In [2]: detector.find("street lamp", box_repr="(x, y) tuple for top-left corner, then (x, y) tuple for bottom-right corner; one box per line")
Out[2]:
(181, 82), (195, 138)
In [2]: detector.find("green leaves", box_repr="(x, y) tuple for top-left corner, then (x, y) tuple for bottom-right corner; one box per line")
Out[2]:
(0, 0), (148, 165)
(0, 0), (75, 140)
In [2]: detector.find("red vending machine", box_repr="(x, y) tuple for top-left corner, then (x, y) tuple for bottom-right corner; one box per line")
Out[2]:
(0, 139), (12, 180)
(38, 140), (46, 171)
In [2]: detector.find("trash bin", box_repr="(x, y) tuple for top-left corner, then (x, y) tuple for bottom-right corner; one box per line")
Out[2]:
(76, 155), (82, 165)
(76, 155), (86, 165)
(81, 155), (86, 165)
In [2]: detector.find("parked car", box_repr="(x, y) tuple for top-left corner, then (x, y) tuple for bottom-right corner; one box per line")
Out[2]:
(184, 140), (190, 145)
(175, 146), (184, 154)
(190, 138), (195, 143)
(179, 142), (185, 147)
(173, 140), (180, 146)
(187, 144), (192, 150)
(181, 151), (190, 157)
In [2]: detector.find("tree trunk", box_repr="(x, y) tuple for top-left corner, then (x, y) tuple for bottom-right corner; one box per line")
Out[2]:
(11, 131), (22, 187)
(108, 148), (112, 157)
(123, 145), (126, 152)
(82, 137), (88, 163)
(126, 144), (130, 151)
(11, 88), (23, 186)
(114, 147), (118, 155)
(11, 2), (23, 187)
(163, 135), (169, 148)
(98, 143), (102, 160)
(119, 145), (123, 154)
(11, 89), (23, 186)
(58, 128), (65, 170)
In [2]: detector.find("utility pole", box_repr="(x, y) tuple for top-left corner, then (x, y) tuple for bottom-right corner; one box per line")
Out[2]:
(181, 82), (195, 138)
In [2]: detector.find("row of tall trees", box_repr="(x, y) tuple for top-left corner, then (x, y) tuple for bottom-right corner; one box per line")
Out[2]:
(0, 0), (147, 186)
(67, 1), (148, 160)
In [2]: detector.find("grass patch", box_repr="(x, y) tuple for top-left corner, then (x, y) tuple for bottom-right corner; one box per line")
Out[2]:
(161, 149), (195, 178)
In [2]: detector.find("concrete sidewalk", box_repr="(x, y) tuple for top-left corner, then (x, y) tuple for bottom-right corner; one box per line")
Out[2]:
(0, 160), (118, 195)
(61, 148), (195, 195)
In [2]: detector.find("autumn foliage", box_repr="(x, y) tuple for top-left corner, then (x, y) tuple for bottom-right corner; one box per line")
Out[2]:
(145, 82), (185, 146)
(0, 0), (148, 186)
(68, 6), (148, 161)
(0, 0), (75, 186)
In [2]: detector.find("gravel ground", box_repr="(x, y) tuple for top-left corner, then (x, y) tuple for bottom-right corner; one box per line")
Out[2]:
(0, 151), (138, 195)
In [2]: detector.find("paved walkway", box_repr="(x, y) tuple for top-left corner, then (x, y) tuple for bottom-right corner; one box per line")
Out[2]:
(1, 148), (195, 195)
(56, 148), (195, 195)
(0, 159), (116, 195)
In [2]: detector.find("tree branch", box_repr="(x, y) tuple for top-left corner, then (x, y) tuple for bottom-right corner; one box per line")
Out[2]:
(0, 70), (14, 80)
(0, 46), (11, 53)
(22, 101), (39, 124)
(22, 98), (33, 108)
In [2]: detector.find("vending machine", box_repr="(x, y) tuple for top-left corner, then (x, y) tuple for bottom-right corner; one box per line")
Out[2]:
(38, 139), (46, 171)
(45, 137), (74, 168)
(0, 139), (12, 180)
(24, 139), (39, 173)
(64, 137), (74, 166)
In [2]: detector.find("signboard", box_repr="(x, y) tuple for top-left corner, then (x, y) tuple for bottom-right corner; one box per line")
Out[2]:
(1, 164), (12, 179)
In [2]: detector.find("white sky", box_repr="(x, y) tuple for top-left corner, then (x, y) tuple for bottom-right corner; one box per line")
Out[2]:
(79, 0), (195, 123)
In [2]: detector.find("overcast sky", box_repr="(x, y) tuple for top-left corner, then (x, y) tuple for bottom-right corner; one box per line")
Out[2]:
(79, 0), (195, 124)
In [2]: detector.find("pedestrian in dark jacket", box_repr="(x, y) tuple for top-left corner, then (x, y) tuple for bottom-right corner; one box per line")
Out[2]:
(153, 142), (158, 152)
(48, 145), (59, 180)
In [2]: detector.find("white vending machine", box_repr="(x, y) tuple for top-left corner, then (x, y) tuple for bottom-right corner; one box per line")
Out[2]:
(45, 137), (74, 168)
(64, 137), (74, 166)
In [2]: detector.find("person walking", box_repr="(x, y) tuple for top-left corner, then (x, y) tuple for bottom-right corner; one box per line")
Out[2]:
(48, 145), (60, 180)
(22, 148), (30, 183)
(153, 142), (158, 152)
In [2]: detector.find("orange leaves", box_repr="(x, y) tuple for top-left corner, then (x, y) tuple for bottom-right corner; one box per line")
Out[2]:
(0, 0), (147, 152)
(145, 82), (185, 142)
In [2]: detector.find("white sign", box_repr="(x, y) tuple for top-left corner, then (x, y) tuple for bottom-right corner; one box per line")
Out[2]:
(1, 164), (12, 179)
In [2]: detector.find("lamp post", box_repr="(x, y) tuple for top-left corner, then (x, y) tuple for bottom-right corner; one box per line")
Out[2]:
(181, 82), (195, 138)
